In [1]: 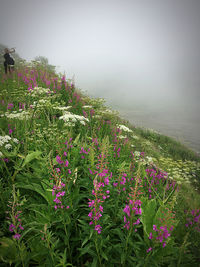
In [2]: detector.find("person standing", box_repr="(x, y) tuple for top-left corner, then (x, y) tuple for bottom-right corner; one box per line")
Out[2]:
(3, 48), (15, 74)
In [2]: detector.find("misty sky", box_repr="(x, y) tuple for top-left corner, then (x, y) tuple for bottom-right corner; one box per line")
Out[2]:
(0, 0), (200, 150)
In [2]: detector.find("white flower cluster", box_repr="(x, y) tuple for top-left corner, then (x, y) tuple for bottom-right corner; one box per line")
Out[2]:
(0, 135), (19, 157)
(117, 124), (133, 133)
(1, 110), (31, 120)
(0, 135), (11, 146)
(99, 109), (118, 115)
(28, 86), (54, 97)
(146, 156), (154, 164)
(59, 111), (89, 126)
(132, 135), (139, 140)
(119, 135), (127, 139)
(31, 99), (49, 108)
(82, 97), (105, 106)
(53, 106), (72, 111)
(31, 100), (72, 113)
(82, 105), (93, 109)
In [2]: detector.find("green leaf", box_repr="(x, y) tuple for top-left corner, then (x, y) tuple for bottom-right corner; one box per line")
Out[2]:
(0, 237), (19, 264)
(74, 133), (81, 144)
(22, 151), (42, 167)
(141, 199), (157, 238)
(16, 183), (50, 204)
(91, 257), (98, 267)
(78, 243), (93, 257)
(101, 251), (108, 261)
(121, 252), (126, 264)
(82, 237), (89, 247)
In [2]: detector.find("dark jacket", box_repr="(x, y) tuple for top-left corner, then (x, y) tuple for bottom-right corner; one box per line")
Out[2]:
(4, 53), (15, 65)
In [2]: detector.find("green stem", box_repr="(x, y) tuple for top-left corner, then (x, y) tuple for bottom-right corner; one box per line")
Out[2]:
(62, 212), (72, 263)
(163, 187), (176, 204)
(47, 238), (55, 265)
(177, 231), (190, 267)
(17, 241), (25, 267)
(95, 236), (102, 267)
(2, 157), (11, 177)
(11, 158), (24, 183)
(146, 174), (163, 204)
(144, 252), (151, 267)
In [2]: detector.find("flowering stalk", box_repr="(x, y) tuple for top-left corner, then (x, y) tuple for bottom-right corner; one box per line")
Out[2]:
(122, 163), (143, 266)
(6, 186), (25, 266)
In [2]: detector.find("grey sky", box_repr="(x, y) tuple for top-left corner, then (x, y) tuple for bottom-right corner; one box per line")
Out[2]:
(1, 0), (200, 150)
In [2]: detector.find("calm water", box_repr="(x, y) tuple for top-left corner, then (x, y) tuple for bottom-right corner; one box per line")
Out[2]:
(117, 107), (200, 155)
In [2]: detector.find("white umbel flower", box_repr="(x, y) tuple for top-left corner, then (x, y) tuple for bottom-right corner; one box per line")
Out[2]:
(5, 144), (12, 150)
(117, 124), (133, 133)
(59, 111), (89, 124)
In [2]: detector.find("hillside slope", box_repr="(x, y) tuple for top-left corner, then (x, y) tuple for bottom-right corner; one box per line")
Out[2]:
(0, 62), (199, 266)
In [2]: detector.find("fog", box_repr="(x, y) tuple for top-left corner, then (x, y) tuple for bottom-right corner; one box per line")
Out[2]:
(0, 0), (200, 152)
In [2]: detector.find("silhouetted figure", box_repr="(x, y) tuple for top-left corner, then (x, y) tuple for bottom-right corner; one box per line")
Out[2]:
(3, 48), (15, 74)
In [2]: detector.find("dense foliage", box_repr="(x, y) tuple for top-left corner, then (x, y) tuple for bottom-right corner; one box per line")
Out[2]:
(0, 62), (200, 266)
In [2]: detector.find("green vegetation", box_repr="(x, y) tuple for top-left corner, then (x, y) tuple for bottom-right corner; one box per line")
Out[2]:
(0, 61), (199, 266)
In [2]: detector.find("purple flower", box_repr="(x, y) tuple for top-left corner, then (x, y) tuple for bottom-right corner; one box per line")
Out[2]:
(95, 225), (102, 234)
(13, 233), (21, 240)
(88, 200), (95, 207)
(18, 224), (24, 230)
(147, 247), (152, 253)
(56, 168), (60, 173)
(88, 212), (93, 218)
(149, 232), (153, 239)
(104, 177), (109, 185)
(123, 205), (130, 217)
(7, 103), (14, 110)
(99, 205), (103, 212)
(56, 155), (63, 164)
(153, 225), (157, 231)
(9, 224), (15, 232)
(65, 160), (69, 167)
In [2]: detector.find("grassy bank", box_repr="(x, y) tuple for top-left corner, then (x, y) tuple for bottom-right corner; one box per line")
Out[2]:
(0, 62), (199, 266)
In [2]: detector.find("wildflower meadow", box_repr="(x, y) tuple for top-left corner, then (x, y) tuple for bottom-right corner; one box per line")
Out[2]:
(0, 61), (200, 266)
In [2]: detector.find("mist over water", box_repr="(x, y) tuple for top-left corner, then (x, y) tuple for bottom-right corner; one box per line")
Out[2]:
(119, 106), (200, 154)
(111, 99), (200, 154)
(74, 75), (200, 154)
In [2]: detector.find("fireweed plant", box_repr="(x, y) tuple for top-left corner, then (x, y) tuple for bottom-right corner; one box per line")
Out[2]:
(0, 62), (200, 266)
